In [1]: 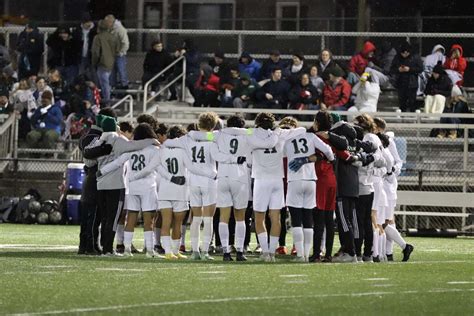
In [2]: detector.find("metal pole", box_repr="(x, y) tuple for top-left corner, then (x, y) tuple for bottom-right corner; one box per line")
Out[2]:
(13, 117), (18, 159)
(461, 127), (469, 229)
(181, 57), (187, 102)
(5, 31), (10, 50)
(237, 34), (243, 56)
(43, 32), (48, 76)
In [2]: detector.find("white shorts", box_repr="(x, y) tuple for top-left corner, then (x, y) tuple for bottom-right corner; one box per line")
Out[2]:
(385, 200), (396, 220)
(286, 180), (316, 209)
(217, 178), (249, 209)
(124, 192), (157, 212)
(376, 207), (386, 225)
(189, 184), (217, 207)
(372, 181), (388, 210)
(158, 200), (189, 213)
(253, 178), (285, 212)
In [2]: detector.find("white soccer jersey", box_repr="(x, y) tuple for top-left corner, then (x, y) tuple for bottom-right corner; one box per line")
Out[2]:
(284, 132), (334, 182)
(214, 128), (251, 183)
(99, 145), (159, 195)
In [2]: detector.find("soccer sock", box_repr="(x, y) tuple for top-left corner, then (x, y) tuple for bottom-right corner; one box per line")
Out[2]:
(292, 227), (304, 257)
(180, 224), (186, 246)
(202, 217), (213, 253)
(144, 231), (154, 254)
(257, 232), (269, 254)
(161, 236), (171, 254)
(303, 228), (313, 259)
(116, 224), (124, 245)
(124, 231), (133, 252)
(385, 224), (407, 250)
(386, 231), (393, 255)
(190, 216), (202, 252)
(154, 228), (162, 246)
(380, 233), (386, 259)
(171, 239), (180, 255)
(235, 221), (246, 252)
(269, 235), (279, 255)
(372, 231), (379, 258)
(218, 222), (230, 253)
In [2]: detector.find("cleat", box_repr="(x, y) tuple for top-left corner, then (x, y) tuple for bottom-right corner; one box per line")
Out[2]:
(373, 256), (381, 263)
(123, 250), (133, 257)
(190, 252), (202, 260)
(386, 254), (394, 261)
(236, 251), (247, 261)
(312, 257), (323, 263)
(269, 253), (276, 262)
(357, 256), (363, 262)
(202, 253), (215, 261)
(363, 255), (373, 263)
(322, 256), (332, 263)
(333, 253), (357, 263)
(131, 244), (139, 254)
(292, 256), (305, 263)
(165, 253), (178, 260)
(85, 248), (100, 256)
(291, 245), (297, 256)
(154, 245), (165, 254)
(243, 245), (251, 254)
(142, 247), (147, 254)
(223, 253), (233, 261)
(253, 245), (262, 254)
(115, 244), (125, 254)
(179, 245), (186, 253)
(276, 246), (288, 255)
(402, 244), (414, 262)
(175, 252), (188, 260)
(259, 253), (271, 262)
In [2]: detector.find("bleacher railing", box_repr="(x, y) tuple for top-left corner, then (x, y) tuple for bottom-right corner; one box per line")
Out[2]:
(111, 94), (134, 119)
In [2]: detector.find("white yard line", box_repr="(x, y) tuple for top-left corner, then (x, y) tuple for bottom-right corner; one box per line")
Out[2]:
(279, 274), (307, 278)
(447, 281), (474, 284)
(8, 288), (474, 316)
(364, 278), (389, 281)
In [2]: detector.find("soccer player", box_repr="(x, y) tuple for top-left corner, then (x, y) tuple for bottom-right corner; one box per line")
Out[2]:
(97, 123), (160, 257)
(283, 117), (334, 262)
(374, 117), (414, 262)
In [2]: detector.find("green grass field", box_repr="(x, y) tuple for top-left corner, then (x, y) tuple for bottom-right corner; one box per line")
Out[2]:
(0, 224), (473, 315)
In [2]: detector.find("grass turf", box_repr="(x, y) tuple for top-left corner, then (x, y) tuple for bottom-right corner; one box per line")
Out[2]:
(0, 224), (473, 315)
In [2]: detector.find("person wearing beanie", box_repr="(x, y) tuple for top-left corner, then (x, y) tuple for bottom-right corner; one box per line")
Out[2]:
(261, 49), (288, 80)
(142, 40), (177, 100)
(46, 26), (81, 85)
(284, 53), (309, 87)
(438, 86), (470, 139)
(321, 66), (352, 110)
(26, 90), (63, 149)
(424, 64), (453, 114)
(238, 51), (262, 81)
(390, 41), (423, 112)
(232, 72), (260, 109)
(16, 22), (44, 79)
(193, 64), (220, 107)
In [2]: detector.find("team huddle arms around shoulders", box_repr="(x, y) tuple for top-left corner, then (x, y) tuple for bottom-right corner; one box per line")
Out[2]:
(82, 108), (413, 263)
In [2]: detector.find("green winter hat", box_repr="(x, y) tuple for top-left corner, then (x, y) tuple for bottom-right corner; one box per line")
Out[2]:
(101, 116), (118, 132)
(330, 112), (341, 124)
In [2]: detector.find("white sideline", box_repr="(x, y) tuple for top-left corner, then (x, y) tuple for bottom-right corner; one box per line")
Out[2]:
(8, 288), (474, 316)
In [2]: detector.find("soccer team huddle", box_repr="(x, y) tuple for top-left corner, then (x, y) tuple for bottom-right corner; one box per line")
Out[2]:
(80, 109), (414, 263)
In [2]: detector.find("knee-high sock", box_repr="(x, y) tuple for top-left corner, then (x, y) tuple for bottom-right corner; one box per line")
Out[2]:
(320, 227), (326, 254)
(154, 228), (161, 246)
(218, 222), (230, 253)
(202, 217), (213, 253)
(269, 236), (279, 254)
(372, 231), (379, 258)
(180, 224), (186, 246)
(144, 231), (154, 254)
(115, 224), (124, 245)
(303, 228), (313, 259)
(171, 239), (180, 255)
(161, 235), (171, 254)
(124, 231), (133, 252)
(292, 227), (304, 257)
(385, 224), (407, 250)
(379, 233), (386, 259)
(258, 232), (269, 254)
(190, 216), (202, 252)
(386, 229), (394, 255)
(235, 221), (246, 252)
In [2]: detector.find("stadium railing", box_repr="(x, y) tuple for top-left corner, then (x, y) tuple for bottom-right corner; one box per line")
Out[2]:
(111, 94), (134, 119)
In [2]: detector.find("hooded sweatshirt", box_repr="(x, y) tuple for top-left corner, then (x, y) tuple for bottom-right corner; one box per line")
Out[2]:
(424, 65), (453, 97)
(91, 21), (119, 71)
(238, 52), (262, 81)
(349, 41), (376, 76)
(424, 44), (446, 75)
(443, 44), (467, 86)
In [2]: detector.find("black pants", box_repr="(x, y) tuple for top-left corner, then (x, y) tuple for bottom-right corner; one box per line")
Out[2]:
(97, 189), (124, 254)
(398, 87), (418, 112)
(335, 197), (357, 256)
(244, 202), (253, 247)
(193, 89), (219, 107)
(79, 202), (97, 251)
(355, 193), (374, 257)
(289, 207), (313, 228)
(313, 209), (335, 258)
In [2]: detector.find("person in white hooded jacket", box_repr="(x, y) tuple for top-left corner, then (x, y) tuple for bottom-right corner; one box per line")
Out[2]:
(348, 72), (380, 121)
(419, 44), (446, 94)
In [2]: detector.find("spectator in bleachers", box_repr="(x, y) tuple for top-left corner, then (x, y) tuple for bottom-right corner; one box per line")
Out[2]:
(47, 69), (69, 114)
(91, 20), (119, 103)
(316, 49), (339, 80)
(238, 51), (261, 82)
(0, 95), (12, 114)
(424, 64), (452, 114)
(0, 35), (11, 72)
(377, 40), (397, 76)
(443, 44), (467, 87)
(260, 50), (288, 80)
(289, 73), (320, 110)
(33, 77), (53, 106)
(209, 50), (230, 81)
(438, 86), (471, 139)
(104, 14), (129, 89)
(64, 98), (95, 140)
(16, 22), (43, 80)
(419, 44), (446, 93)
(142, 40), (177, 100)
(390, 41), (423, 112)
(321, 66), (351, 111)
(0, 71), (14, 100)
(193, 64), (220, 107)
(347, 40), (376, 85)
(10, 79), (36, 139)
(177, 39), (201, 99)
(348, 72), (380, 115)
(232, 72), (260, 108)
(72, 13), (97, 80)
(284, 53), (309, 87)
(27, 91), (63, 149)
(309, 65), (324, 95)
(220, 64), (240, 107)
(256, 67), (290, 109)
(46, 26), (81, 86)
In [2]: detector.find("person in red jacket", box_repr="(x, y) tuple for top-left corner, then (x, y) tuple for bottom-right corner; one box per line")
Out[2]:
(349, 41), (376, 78)
(443, 44), (467, 86)
(193, 64), (220, 107)
(321, 66), (352, 111)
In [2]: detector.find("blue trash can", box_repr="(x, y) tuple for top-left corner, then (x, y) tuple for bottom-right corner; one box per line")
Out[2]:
(66, 163), (85, 194)
(66, 195), (81, 224)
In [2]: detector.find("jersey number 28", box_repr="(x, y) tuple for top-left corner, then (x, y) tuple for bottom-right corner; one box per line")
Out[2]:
(131, 154), (146, 171)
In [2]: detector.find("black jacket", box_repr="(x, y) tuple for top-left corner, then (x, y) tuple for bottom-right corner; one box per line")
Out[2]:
(209, 58), (231, 82)
(260, 58), (288, 80)
(390, 53), (423, 89)
(16, 28), (44, 77)
(288, 83), (320, 109)
(284, 61), (310, 87)
(46, 34), (81, 68)
(425, 71), (453, 97)
(256, 79), (291, 109)
(71, 24), (97, 60)
(143, 49), (174, 77)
